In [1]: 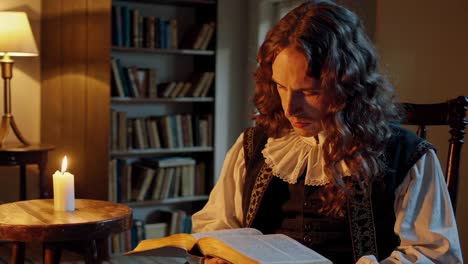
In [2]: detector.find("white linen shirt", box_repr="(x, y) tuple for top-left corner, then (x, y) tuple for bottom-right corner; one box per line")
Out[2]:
(192, 132), (463, 263)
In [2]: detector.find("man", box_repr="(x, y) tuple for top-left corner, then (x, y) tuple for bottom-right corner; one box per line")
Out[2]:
(193, 1), (462, 263)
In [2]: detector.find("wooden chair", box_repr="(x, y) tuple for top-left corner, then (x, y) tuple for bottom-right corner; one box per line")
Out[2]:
(398, 96), (468, 213)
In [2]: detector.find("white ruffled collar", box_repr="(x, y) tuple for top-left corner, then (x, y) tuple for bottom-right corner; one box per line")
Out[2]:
(261, 130), (351, 186)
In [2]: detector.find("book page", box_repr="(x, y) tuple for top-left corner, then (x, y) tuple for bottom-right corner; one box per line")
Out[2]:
(127, 233), (197, 257)
(200, 234), (332, 264)
(192, 227), (263, 240)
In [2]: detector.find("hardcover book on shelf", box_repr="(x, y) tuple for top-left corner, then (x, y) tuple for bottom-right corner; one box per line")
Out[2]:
(147, 68), (158, 98)
(133, 118), (148, 149)
(181, 164), (195, 196)
(117, 111), (128, 150)
(126, 228), (332, 264)
(178, 82), (192, 98)
(161, 82), (177, 98)
(151, 168), (166, 200)
(138, 167), (155, 201)
(146, 118), (161, 149)
(111, 110), (118, 150)
(111, 58), (126, 97)
(181, 23), (207, 50)
(171, 166), (182, 197)
(191, 72), (210, 97)
(160, 167), (175, 199)
(169, 19), (178, 49)
(112, 5), (123, 46)
(126, 66), (141, 98)
(199, 22), (215, 50)
(169, 82), (185, 98)
(199, 72), (215, 97)
(192, 23), (210, 50)
(144, 16), (156, 48)
(122, 5), (131, 47)
(131, 9), (140, 47)
(135, 68), (150, 97)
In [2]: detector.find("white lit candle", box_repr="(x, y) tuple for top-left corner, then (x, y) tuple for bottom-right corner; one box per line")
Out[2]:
(52, 156), (75, 211)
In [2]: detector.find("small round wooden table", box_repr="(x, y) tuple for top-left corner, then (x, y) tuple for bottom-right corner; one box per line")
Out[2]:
(0, 143), (55, 200)
(0, 199), (132, 264)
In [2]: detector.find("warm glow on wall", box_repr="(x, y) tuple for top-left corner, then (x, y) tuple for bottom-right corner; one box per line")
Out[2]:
(0, 11), (38, 146)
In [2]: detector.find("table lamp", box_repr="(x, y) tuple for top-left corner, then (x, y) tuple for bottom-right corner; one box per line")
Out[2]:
(0, 12), (38, 147)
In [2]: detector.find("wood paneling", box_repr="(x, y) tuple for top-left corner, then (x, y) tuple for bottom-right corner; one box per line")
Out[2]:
(41, 0), (63, 198)
(86, 0), (111, 200)
(41, 0), (111, 200)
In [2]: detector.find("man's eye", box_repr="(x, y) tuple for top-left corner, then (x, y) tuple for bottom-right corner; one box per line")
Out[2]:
(303, 90), (320, 96)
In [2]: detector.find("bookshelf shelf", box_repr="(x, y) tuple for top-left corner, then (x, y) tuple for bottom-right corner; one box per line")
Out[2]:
(112, 46), (215, 56)
(124, 195), (209, 208)
(111, 97), (214, 104)
(110, 146), (214, 157)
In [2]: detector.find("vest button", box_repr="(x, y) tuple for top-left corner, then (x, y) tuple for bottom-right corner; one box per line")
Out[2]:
(304, 201), (312, 208)
(304, 224), (311, 231)
(303, 234), (312, 243)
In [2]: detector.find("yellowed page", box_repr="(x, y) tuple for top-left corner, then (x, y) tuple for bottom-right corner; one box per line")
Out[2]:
(197, 237), (259, 264)
(127, 233), (197, 254)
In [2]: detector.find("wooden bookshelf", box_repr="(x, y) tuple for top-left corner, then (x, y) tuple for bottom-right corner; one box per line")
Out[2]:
(108, 0), (217, 252)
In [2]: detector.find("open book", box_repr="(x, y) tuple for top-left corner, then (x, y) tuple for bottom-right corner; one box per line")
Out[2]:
(126, 228), (332, 264)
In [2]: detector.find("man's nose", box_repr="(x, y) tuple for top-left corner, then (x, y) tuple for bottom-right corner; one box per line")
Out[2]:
(284, 92), (302, 116)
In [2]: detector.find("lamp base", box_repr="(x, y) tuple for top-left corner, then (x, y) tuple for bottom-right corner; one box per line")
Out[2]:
(0, 115), (30, 147)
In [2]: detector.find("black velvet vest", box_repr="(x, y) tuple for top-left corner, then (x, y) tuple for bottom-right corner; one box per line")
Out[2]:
(241, 125), (434, 263)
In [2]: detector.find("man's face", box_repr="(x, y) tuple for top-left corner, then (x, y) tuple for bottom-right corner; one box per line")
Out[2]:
(272, 47), (323, 137)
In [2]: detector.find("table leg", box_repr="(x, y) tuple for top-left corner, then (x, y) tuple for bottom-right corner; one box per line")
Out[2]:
(96, 237), (109, 261)
(19, 164), (26, 201)
(43, 243), (61, 264)
(39, 152), (49, 198)
(84, 240), (98, 264)
(10, 241), (25, 264)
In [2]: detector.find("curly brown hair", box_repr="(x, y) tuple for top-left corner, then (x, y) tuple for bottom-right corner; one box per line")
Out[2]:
(254, 1), (399, 217)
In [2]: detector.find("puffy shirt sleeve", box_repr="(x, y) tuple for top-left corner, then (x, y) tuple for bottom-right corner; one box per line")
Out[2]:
(192, 133), (246, 232)
(358, 149), (463, 263)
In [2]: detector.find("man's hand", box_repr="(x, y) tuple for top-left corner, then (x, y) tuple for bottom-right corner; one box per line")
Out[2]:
(203, 257), (229, 264)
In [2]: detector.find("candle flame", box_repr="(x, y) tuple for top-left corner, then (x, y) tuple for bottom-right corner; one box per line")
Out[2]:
(61, 156), (68, 173)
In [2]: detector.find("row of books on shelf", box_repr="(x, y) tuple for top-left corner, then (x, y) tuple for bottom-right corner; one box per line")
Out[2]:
(111, 58), (215, 98)
(112, 209), (192, 254)
(109, 157), (206, 203)
(158, 71), (215, 98)
(112, 5), (177, 49)
(111, 112), (213, 150)
(112, 4), (215, 50)
(111, 58), (156, 98)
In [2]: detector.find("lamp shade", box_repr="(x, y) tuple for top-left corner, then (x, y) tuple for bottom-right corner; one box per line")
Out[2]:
(0, 12), (38, 57)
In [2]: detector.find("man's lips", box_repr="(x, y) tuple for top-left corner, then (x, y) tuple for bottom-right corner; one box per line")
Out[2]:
(292, 121), (311, 128)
